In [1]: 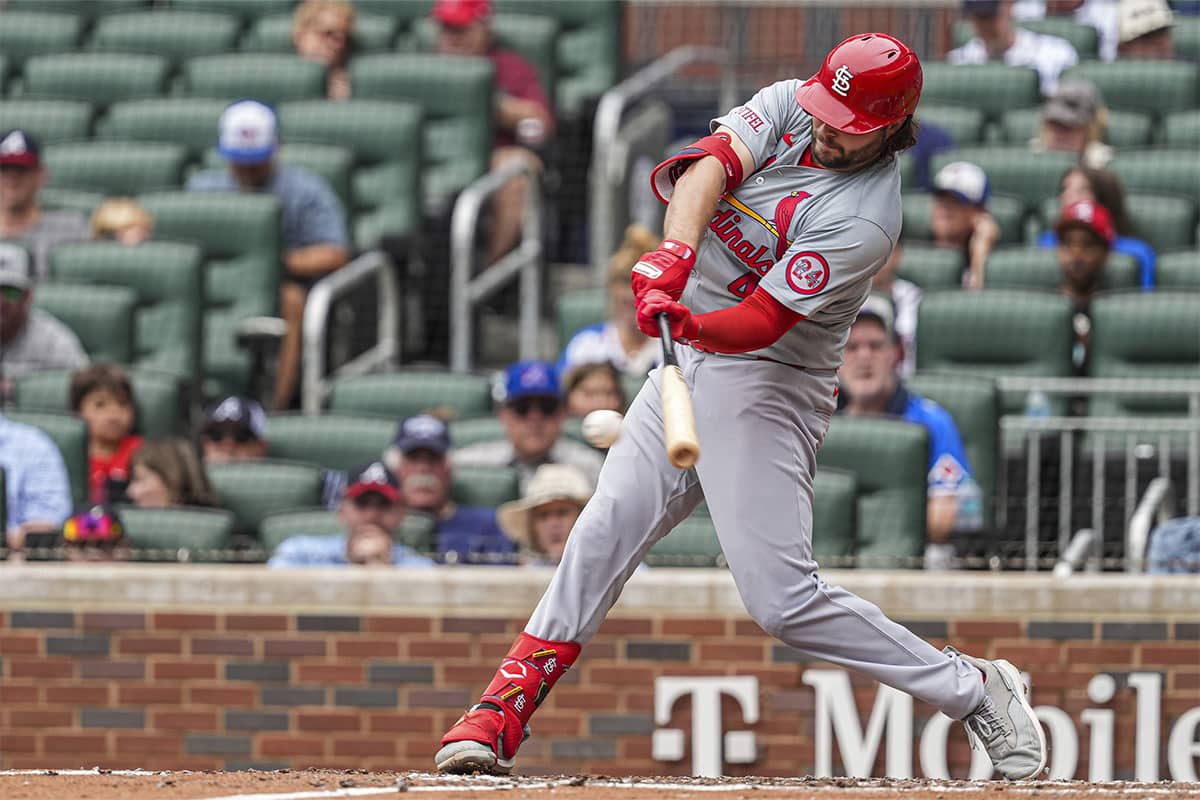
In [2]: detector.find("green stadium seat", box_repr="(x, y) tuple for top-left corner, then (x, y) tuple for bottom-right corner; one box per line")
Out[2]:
(984, 247), (1139, 292)
(43, 141), (186, 196)
(1176, 16), (1200, 62)
(169, 0), (296, 22)
(895, 244), (962, 290)
(811, 467), (858, 565)
(38, 188), (105, 218)
(89, 11), (241, 66)
(450, 464), (520, 507)
(4, 411), (88, 507)
(243, 12), (401, 54)
(265, 413), (394, 473)
(1089, 291), (1200, 416)
(0, 100), (92, 144)
(916, 105), (987, 146)
(32, 283), (137, 364)
(556, 288), (606, 348)
(115, 505), (236, 561)
(1064, 62), (1199, 122)
(22, 53), (170, 112)
(816, 417), (928, 567)
(449, 416), (506, 448)
(647, 513), (723, 568)
(96, 99), (228, 163)
(0, 12), (84, 76)
(329, 370), (494, 421)
(1163, 110), (1200, 149)
(907, 372), (999, 528)
(207, 459), (324, 539)
(917, 289), (1074, 414)
(901, 191), (1026, 246)
(919, 63), (1040, 125)
(1110, 150), (1200, 206)
(951, 19), (1098, 58)
(997, 108), (1154, 149)
(259, 507), (437, 557)
(494, 0), (623, 118)
(137, 192), (281, 397)
(1125, 194), (1198, 253)
(182, 54), (327, 105)
(278, 99), (424, 248)
(0, 56), (9, 96)
(2, 0), (145, 18)
(50, 241), (205, 383)
(351, 54), (494, 213)
(1156, 252), (1200, 289)
(931, 148), (1076, 209)
(13, 368), (186, 439)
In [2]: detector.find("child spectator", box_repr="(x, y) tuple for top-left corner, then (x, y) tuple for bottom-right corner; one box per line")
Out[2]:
(562, 362), (626, 418)
(70, 364), (142, 504)
(930, 161), (1000, 290)
(292, 0), (356, 100)
(127, 438), (219, 509)
(89, 198), (154, 245)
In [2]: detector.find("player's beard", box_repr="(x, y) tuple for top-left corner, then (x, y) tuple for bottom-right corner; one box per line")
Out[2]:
(810, 122), (887, 171)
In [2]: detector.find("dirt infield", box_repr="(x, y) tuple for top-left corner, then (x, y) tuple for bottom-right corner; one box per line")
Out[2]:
(2, 770), (1200, 800)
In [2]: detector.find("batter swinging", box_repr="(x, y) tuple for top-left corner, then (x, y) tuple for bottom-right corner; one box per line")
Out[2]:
(436, 33), (1048, 780)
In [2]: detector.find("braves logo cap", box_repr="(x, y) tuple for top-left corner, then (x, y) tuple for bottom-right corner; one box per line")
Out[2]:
(0, 129), (41, 169)
(217, 100), (278, 165)
(393, 414), (451, 455)
(203, 395), (267, 440)
(345, 460), (402, 504)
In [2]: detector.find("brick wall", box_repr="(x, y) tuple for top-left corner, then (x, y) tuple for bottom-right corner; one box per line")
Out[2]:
(0, 567), (1197, 777)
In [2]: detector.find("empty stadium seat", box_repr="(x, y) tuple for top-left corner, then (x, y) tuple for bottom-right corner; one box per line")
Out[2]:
(22, 53), (170, 111)
(207, 459), (325, 539)
(0, 12), (84, 77)
(96, 98), (228, 163)
(265, 413), (394, 473)
(916, 105), (987, 146)
(182, 54), (327, 105)
(816, 417), (929, 567)
(930, 148), (1076, 209)
(647, 513), (723, 567)
(997, 108), (1154, 149)
(556, 288), (606, 348)
(115, 505), (236, 561)
(89, 11), (241, 65)
(902, 192), (1026, 246)
(1156, 252), (1200, 289)
(168, 0), (296, 22)
(137, 192), (281, 397)
(38, 188), (105, 218)
(50, 241), (205, 382)
(952, 18), (1098, 59)
(1110, 150), (1200, 206)
(244, 11), (401, 54)
(1125, 194), (1199, 253)
(449, 417), (505, 449)
(258, 507), (437, 557)
(4, 411), (88, 506)
(1176, 16), (1200, 62)
(33, 283), (137, 364)
(13, 368), (186, 439)
(351, 54), (494, 213)
(919, 64), (1040, 126)
(811, 467), (859, 564)
(1163, 110), (1200, 149)
(3, 0), (144, 17)
(328, 370), (494, 420)
(985, 247), (1139, 292)
(895, 244), (963, 290)
(0, 56), (9, 95)
(43, 141), (186, 196)
(1064, 62), (1199, 123)
(450, 464), (520, 507)
(917, 290), (1075, 414)
(0, 100), (92, 144)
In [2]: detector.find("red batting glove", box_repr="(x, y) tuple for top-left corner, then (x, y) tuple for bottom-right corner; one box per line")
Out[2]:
(636, 289), (700, 340)
(630, 239), (695, 302)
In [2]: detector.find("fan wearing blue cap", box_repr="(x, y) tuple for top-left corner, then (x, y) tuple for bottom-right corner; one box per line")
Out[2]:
(451, 361), (604, 492)
(186, 100), (352, 411)
(930, 161), (1000, 290)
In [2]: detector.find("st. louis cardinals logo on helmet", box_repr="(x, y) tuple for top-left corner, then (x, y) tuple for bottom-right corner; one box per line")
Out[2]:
(785, 251), (830, 296)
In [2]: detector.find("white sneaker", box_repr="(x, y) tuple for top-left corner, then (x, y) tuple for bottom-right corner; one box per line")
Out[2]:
(957, 651), (1048, 780)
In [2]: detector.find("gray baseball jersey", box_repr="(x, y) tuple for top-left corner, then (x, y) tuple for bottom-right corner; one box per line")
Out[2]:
(665, 79), (901, 370)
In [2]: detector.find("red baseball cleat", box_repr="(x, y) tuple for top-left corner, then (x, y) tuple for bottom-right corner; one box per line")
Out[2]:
(435, 698), (529, 774)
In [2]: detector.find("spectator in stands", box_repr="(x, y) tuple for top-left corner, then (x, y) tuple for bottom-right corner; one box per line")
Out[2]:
(558, 224), (663, 380)
(268, 460), (434, 567)
(0, 129), (89, 281)
(0, 242), (88, 402)
(870, 243), (922, 377)
(1014, 0), (1121, 62)
(186, 100), (352, 411)
(949, 0), (1078, 94)
(562, 362), (626, 418)
(70, 364), (143, 505)
(1, 412), (73, 563)
(433, 0), (555, 264)
(1147, 517), (1200, 573)
(198, 396), (269, 465)
(1055, 200), (1114, 373)
(293, 0), (356, 100)
(497, 463), (592, 567)
(1117, 0), (1174, 59)
(89, 198), (154, 245)
(127, 437), (218, 509)
(60, 504), (131, 563)
(1033, 79), (1113, 169)
(452, 361), (604, 491)
(837, 296), (980, 570)
(930, 161), (1000, 289)
(382, 414), (513, 564)
(1038, 166), (1154, 287)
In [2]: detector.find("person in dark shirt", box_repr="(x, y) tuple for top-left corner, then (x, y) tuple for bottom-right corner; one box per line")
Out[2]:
(385, 414), (514, 565)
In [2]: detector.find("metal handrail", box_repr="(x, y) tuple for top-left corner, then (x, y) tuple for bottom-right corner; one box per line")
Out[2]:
(448, 158), (543, 372)
(995, 376), (1200, 399)
(589, 45), (736, 276)
(1126, 478), (1175, 574)
(301, 249), (399, 414)
(1052, 529), (1096, 578)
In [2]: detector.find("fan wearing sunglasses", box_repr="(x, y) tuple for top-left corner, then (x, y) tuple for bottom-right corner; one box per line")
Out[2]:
(452, 361), (604, 493)
(199, 396), (269, 465)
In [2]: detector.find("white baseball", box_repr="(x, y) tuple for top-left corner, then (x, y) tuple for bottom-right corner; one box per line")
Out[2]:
(581, 409), (624, 449)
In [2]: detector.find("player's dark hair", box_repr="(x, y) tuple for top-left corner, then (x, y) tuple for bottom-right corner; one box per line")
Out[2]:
(877, 116), (918, 166)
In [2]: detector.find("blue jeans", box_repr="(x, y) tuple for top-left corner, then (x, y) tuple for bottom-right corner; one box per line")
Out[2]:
(1147, 517), (1200, 573)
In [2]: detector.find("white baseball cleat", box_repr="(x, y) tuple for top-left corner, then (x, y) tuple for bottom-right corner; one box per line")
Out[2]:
(958, 652), (1048, 780)
(434, 739), (513, 775)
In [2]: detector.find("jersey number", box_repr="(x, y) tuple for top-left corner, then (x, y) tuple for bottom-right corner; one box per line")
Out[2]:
(726, 273), (762, 299)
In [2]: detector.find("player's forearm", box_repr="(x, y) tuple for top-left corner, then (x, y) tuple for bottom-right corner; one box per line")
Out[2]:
(285, 244), (351, 278)
(662, 157), (728, 249)
(685, 287), (803, 354)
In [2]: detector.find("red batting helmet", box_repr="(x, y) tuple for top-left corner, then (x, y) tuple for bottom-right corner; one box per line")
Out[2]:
(795, 33), (923, 134)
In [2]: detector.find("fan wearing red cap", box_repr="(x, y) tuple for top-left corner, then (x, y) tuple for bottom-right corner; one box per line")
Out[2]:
(1056, 200), (1114, 372)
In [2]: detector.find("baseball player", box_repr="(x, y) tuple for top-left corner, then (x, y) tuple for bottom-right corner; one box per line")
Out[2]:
(436, 34), (1047, 780)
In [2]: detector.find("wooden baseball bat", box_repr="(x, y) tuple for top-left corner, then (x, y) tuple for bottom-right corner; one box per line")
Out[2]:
(656, 313), (701, 469)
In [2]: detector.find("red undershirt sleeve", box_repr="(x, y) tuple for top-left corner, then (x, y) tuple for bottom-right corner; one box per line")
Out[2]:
(683, 286), (805, 354)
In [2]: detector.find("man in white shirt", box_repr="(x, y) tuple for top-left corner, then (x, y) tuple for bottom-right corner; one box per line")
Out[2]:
(949, 0), (1079, 94)
(1014, 1), (1120, 62)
